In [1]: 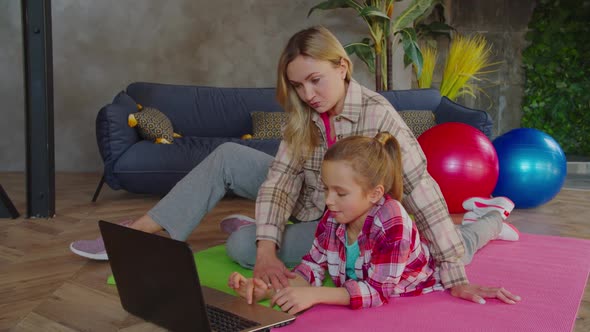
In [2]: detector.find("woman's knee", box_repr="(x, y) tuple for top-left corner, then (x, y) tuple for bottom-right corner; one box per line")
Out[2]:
(226, 225), (257, 269)
(214, 142), (250, 158)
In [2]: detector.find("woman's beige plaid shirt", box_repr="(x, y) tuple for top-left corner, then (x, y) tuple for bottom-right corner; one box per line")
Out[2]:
(255, 79), (468, 288)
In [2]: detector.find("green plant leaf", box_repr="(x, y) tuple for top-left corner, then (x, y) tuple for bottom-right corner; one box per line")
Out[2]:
(397, 28), (423, 76)
(307, 0), (358, 17)
(358, 6), (391, 21)
(392, 0), (434, 32)
(344, 41), (376, 73)
(416, 21), (454, 40)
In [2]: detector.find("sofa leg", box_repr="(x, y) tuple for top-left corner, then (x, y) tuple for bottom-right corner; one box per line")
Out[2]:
(92, 175), (105, 202)
(0, 184), (20, 219)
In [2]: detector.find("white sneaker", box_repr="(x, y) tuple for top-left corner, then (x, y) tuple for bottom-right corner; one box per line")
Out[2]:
(498, 222), (520, 241)
(462, 196), (515, 220)
(461, 212), (519, 241)
(462, 211), (479, 224)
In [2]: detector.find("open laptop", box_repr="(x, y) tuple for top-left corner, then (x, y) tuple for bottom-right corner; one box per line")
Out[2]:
(99, 220), (295, 332)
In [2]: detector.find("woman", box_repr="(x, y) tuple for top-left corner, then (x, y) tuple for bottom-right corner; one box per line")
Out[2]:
(71, 26), (515, 304)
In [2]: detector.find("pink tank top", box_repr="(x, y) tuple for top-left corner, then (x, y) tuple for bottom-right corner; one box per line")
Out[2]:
(320, 112), (336, 147)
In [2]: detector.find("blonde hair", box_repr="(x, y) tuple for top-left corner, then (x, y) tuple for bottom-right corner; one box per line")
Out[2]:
(323, 133), (403, 201)
(276, 26), (353, 162)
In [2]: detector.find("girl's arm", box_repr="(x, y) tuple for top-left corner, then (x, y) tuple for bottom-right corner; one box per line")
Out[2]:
(229, 271), (313, 304)
(270, 276), (351, 314)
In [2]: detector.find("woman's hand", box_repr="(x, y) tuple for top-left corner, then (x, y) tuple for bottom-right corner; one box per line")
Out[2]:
(271, 287), (317, 315)
(228, 272), (272, 304)
(253, 240), (297, 290)
(450, 283), (522, 304)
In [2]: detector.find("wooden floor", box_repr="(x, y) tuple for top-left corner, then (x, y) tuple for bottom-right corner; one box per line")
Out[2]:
(1, 172), (589, 331)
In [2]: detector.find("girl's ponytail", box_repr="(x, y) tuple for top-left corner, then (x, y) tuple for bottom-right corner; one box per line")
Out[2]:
(374, 132), (403, 201)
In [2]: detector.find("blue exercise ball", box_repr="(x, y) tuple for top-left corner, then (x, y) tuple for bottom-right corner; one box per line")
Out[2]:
(492, 128), (566, 208)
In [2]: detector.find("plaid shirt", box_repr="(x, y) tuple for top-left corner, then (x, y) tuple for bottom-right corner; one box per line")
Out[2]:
(255, 79), (468, 288)
(293, 196), (443, 309)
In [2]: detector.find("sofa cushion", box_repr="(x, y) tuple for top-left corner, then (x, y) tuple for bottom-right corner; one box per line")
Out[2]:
(434, 97), (494, 138)
(251, 111), (287, 139)
(399, 110), (436, 138)
(126, 83), (284, 139)
(113, 137), (280, 195)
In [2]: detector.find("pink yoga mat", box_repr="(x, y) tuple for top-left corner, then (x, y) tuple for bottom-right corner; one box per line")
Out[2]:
(274, 233), (590, 332)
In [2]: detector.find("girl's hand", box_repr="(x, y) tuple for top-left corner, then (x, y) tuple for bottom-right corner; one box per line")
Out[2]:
(228, 272), (272, 304)
(270, 287), (317, 314)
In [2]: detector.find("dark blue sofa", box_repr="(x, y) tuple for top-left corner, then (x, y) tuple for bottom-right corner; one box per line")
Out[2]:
(94, 82), (493, 197)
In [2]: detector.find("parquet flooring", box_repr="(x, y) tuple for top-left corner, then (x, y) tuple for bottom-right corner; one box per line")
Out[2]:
(0, 172), (589, 331)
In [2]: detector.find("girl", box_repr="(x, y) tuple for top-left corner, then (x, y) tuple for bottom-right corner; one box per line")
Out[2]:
(229, 134), (521, 313)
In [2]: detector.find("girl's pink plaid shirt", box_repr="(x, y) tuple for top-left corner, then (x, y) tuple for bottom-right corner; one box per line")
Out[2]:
(293, 196), (444, 310)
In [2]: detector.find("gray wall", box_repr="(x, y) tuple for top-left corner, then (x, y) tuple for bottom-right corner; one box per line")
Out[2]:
(1, 0), (534, 171)
(2, 0), (421, 172)
(446, 0), (536, 137)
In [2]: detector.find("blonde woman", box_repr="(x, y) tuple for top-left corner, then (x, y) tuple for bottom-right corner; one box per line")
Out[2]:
(71, 26), (517, 305)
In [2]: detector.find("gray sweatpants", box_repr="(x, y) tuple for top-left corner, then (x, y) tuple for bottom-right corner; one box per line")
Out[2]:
(147, 142), (317, 264)
(225, 211), (503, 269)
(148, 142), (502, 269)
(458, 211), (503, 265)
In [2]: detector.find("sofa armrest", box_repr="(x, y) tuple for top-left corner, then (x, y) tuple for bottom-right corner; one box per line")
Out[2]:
(434, 97), (494, 138)
(96, 92), (140, 190)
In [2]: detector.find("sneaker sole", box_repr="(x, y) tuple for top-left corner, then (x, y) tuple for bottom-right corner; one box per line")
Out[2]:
(462, 196), (515, 212)
(220, 214), (256, 223)
(220, 214), (256, 234)
(461, 212), (479, 225)
(69, 242), (108, 260)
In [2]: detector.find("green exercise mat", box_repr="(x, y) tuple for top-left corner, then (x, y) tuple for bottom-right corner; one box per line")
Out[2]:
(107, 244), (334, 308)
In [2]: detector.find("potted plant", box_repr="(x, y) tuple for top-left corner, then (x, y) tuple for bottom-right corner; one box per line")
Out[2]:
(309, 0), (440, 90)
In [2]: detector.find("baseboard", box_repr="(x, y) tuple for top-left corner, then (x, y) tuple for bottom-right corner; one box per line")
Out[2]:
(567, 162), (590, 175)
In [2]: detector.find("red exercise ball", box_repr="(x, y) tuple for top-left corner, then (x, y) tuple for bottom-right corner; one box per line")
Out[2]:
(417, 122), (499, 213)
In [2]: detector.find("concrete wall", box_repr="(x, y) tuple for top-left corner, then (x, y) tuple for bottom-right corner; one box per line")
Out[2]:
(2, 0), (421, 172)
(445, 0), (536, 137)
(3, 0), (537, 170)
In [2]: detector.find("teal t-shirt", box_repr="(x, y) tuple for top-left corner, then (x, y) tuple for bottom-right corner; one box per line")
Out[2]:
(345, 233), (360, 280)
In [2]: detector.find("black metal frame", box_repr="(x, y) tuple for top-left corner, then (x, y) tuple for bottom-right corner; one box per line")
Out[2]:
(0, 185), (20, 219)
(21, 0), (55, 218)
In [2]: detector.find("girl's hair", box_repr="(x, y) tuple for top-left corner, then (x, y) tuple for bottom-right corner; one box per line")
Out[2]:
(276, 26), (353, 162)
(323, 132), (404, 201)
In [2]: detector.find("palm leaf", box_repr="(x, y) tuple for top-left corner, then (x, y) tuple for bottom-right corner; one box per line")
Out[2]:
(358, 6), (391, 21)
(344, 40), (376, 73)
(392, 0), (434, 32)
(308, 0), (360, 17)
(397, 28), (423, 76)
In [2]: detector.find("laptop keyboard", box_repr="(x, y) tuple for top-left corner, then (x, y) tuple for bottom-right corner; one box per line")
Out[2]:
(206, 304), (259, 332)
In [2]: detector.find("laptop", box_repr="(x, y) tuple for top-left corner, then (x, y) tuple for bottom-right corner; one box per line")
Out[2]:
(99, 220), (296, 332)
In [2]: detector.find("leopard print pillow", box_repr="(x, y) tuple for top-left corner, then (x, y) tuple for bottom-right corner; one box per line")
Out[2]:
(128, 107), (176, 144)
(251, 112), (287, 139)
(399, 110), (436, 138)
